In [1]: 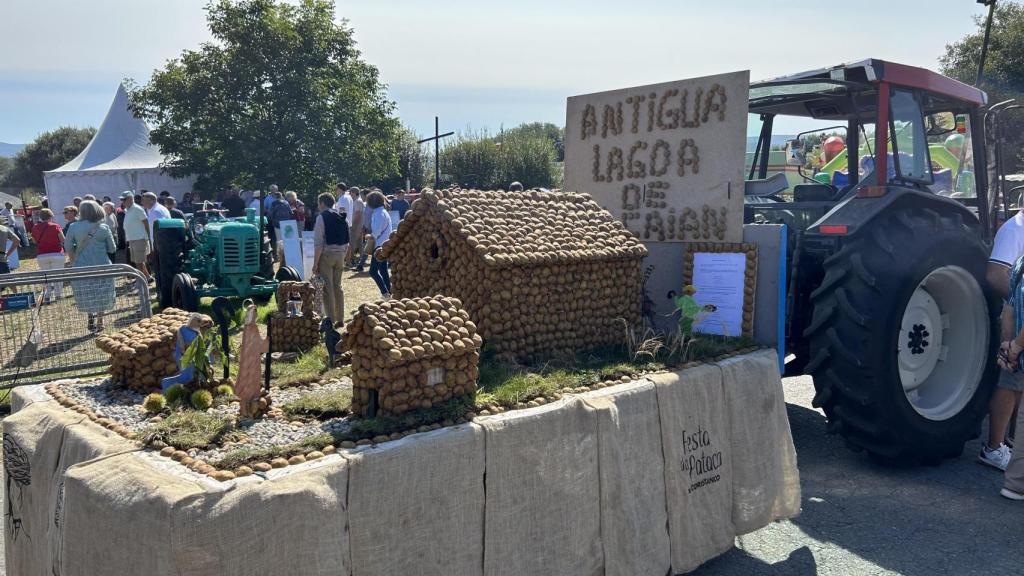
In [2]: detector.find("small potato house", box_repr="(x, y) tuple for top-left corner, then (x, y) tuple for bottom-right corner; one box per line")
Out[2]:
(269, 281), (321, 353)
(96, 308), (192, 391)
(340, 296), (481, 417)
(379, 188), (648, 360)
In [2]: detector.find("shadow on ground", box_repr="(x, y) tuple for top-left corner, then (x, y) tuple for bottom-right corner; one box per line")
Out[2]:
(692, 376), (1020, 576)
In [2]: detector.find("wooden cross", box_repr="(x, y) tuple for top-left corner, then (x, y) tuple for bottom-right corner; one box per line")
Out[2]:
(418, 116), (455, 189)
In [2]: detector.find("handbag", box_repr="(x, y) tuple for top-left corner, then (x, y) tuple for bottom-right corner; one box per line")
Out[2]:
(69, 224), (100, 266)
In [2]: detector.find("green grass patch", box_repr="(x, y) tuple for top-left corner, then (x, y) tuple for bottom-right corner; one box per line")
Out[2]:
(474, 335), (752, 409)
(281, 388), (353, 420)
(271, 345), (352, 388)
(141, 411), (242, 450)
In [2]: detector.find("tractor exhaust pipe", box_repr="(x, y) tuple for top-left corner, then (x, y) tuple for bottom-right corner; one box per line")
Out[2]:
(977, 0), (997, 87)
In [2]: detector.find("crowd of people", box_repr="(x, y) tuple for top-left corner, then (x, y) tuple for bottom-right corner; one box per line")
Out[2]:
(0, 183), (414, 334)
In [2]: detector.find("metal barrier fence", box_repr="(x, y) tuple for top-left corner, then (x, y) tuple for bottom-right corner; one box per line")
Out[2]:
(0, 264), (151, 388)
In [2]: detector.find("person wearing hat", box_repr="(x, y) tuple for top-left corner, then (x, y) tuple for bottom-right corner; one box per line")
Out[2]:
(120, 191), (151, 280)
(0, 213), (21, 275)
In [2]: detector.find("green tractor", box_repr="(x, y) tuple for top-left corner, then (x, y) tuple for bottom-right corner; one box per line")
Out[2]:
(153, 208), (300, 311)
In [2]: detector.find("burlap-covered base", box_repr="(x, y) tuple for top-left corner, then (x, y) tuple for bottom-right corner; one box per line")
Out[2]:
(5, 350), (799, 575)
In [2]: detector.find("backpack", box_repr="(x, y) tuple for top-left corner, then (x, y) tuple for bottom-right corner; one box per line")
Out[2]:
(269, 200), (293, 227)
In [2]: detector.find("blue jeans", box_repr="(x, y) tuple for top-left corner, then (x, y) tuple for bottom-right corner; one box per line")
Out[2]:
(369, 257), (391, 296)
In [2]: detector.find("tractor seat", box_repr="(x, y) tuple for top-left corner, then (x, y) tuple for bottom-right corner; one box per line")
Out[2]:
(793, 184), (836, 202)
(744, 172), (789, 197)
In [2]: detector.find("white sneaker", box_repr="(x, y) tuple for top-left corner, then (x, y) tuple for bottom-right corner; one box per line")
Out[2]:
(1000, 487), (1024, 501)
(979, 443), (1012, 471)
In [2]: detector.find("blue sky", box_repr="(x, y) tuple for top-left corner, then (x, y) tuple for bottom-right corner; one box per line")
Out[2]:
(0, 0), (991, 144)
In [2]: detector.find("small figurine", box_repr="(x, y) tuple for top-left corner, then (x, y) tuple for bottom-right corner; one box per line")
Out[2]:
(161, 313), (217, 392)
(235, 300), (268, 418)
(320, 317), (342, 368)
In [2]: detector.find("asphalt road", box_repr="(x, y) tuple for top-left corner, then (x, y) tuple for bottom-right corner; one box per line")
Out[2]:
(693, 374), (1024, 576)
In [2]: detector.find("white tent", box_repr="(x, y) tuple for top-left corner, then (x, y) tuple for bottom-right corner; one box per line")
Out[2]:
(43, 84), (194, 224)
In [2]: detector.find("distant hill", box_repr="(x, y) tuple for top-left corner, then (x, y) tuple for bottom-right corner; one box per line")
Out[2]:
(746, 135), (795, 153)
(0, 142), (25, 158)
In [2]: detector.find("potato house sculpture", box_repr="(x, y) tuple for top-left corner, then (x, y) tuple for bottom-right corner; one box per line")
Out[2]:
(95, 308), (192, 391)
(378, 188), (648, 360)
(269, 281), (321, 353)
(339, 295), (481, 417)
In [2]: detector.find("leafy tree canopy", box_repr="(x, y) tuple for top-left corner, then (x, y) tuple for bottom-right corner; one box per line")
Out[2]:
(439, 126), (559, 190)
(127, 0), (401, 202)
(941, 2), (1024, 170)
(372, 127), (427, 192)
(6, 127), (95, 189)
(0, 156), (12, 187)
(502, 122), (564, 161)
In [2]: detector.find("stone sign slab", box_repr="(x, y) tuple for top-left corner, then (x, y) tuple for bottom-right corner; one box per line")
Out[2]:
(564, 71), (749, 243)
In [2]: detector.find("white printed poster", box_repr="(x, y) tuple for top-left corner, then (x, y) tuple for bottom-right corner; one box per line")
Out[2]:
(279, 220), (303, 276)
(301, 237), (315, 280)
(691, 251), (746, 336)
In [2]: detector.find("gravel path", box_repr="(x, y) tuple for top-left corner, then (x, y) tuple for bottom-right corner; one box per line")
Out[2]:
(52, 377), (354, 464)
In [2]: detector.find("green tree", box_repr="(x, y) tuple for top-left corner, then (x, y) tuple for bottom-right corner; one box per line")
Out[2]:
(127, 0), (400, 203)
(941, 2), (1024, 171)
(6, 126), (96, 189)
(0, 156), (12, 187)
(440, 125), (558, 190)
(502, 122), (564, 161)
(373, 127), (427, 191)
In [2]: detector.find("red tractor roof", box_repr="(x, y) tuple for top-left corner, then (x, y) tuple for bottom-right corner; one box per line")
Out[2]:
(756, 59), (987, 106)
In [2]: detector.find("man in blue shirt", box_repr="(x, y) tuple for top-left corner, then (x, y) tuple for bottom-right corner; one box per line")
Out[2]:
(390, 188), (411, 221)
(264, 184), (279, 212)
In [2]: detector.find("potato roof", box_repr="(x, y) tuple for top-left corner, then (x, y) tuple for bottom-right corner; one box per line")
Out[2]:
(340, 295), (482, 364)
(379, 188), (648, 267)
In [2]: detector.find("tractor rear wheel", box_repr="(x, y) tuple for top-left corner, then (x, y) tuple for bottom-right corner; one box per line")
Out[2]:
(276, 266), (301, 282)
(805, 208), (997, 464)
(154, 222), (186, 309)
(171, 273), (199, 312)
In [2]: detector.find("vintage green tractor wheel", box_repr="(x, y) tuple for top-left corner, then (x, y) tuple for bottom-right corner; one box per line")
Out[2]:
(805, 208), (998, 464)
(171, 273), (199, 312)
(276, 266), (301, 282)
(154, 222), (187, 309)
(259, 234), (275, 280)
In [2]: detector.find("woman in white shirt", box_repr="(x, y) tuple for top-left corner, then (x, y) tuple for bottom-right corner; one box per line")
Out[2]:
(364, 190), (392, 297)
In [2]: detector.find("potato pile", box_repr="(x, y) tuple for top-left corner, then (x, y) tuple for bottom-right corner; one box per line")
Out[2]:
(96, 308), (191, 391)
(270, 281), (321, 352)
(340, 295), (481, 417)
(379, 188), (647, 360)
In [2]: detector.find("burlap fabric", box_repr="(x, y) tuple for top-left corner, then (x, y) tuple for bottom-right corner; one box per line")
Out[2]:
(6, 350), (800, 576)
(720, 349), (801, 534)
(346, 424), (485, 576)
(3, 398), (135, 576)
(478, 397), (603, 576)
(62, 452), (351, 576)
(580, 381), (672, 576)
(651, 364), (737, 573)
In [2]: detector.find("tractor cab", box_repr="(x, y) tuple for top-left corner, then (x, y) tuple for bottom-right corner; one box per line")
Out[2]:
(744, 59), (999, 465)
(745, 58), (989, 238)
